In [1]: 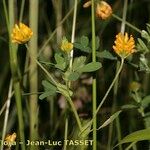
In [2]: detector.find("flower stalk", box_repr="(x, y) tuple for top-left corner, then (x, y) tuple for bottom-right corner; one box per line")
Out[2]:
(91, 0), (97, 149)
(29, 0), (39, 149)
(8, 1), (25, 150)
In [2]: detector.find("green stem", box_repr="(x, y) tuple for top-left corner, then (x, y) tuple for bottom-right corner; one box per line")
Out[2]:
(29, 0), (39, 149)
(38, 6), (75, 56)
(108, 1), (129, 148)
(2, 0), (9, 33)
(81, 58), (124, 134)
(107, 62), (120, 150)
(96, 58), (124, 120)
(1, 80), (13, 150)
(19, 0), (25, 22)
(25, 44), (57, 85)
(52, 0), (63, 43)
(8, 1), (25, 150)
(125, 142), (137, 150)
(63, 0), (78, 146)
(91, 0), (97, 149)
(66, 96), (82, 130)
(116, 118), (122, 150)
(69, 0), (78, 69)
(27, 46), (83, 137)
(63, 118), (68, 150)
(13, 83), (25, 150)
(112, 14), (141, 33)
(115, 1), (128, 150)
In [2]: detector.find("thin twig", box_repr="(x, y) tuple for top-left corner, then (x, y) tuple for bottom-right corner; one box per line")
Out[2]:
(69, 0), (78, 69)
(38, 6), (75, 56)
(91, 0), (97, 149)
(0, 102), (7, 116)
(1, 80), (13, 150)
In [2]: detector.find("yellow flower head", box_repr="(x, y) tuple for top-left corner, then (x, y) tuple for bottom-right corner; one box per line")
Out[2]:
(11, 23), (33, 44)
(5, 132), (17, 147)
(129, 81), (141, 92)
(113, 32), (135, 58)
(96, 1), (112, 20)
(60, 37), (73, 53)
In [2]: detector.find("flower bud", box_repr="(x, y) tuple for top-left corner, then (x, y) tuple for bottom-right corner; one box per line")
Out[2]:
(60, 37), (73, 53)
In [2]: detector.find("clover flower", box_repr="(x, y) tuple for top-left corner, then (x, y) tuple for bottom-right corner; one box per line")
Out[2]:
(129, 81), (141, 92)
(5, 132), (17, 147)
(11, 23), (33, 44)
(60, 37), (73, 53)
(113, 32), (135, 58)
(96, 1), (112, 20)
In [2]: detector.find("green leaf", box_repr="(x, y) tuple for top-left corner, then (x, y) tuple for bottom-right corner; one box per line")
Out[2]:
(74, 42), (83, 50)
(95, 36), (100, 50)
(73, 43), (91, 52)
(121, 104), (138, 110)
(72, 56), (86, 71)
(98, 111), (122, 129)
(54, 53), (66, 70)
(40, 61), (55, 66)
(139, 54), (150, 72)
(141, 95), (150, 108)
(117, 128), (150, 146)
(42, 80), (56, 91)
(80, 36), (89, 47)
(55, 63), (66, 70)
(80, 120), (92, 138)
(78, 62), (102, 72)
(137, 38), (149, 52)
(54, 53), (64, 64)
(141, 30), (150, 41)
(57, 83), (73, 97)
(97, 50), (117, 60)
(68, 72), (80, 81)
(39, 91), (56, 100)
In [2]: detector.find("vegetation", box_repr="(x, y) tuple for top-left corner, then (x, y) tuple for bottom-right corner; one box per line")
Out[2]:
(0, 0), (150, 150)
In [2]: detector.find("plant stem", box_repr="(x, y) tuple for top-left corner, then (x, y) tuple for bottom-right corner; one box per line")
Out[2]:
(2, 0), (9, 33)
(29, 0), (39, 149)
(63, 118), (68, 150)
(107, 63), (120, 150)
(64, 0), (78, 147)
(115, 1), (128, 150)
(19, 0), (25, 22)
(108, 1), (128, 148)
(52, 0), (63, 43)
(25, 44), (57, 85)
(66, 96), (82, 130)
(125, 142), (137, 150)
(1, 80), (13, 150)
(116, 1), (128, 150)
(81, 58), (124, 134)
(112, 14), (141, 33)
(116, 117), (122, 150)
(38, 6), (75, 56)
(69, 0), (78, 69)
(91, 0), (97, 149)
(96, 58), (124, 120)
(8, 1), (25, 150)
